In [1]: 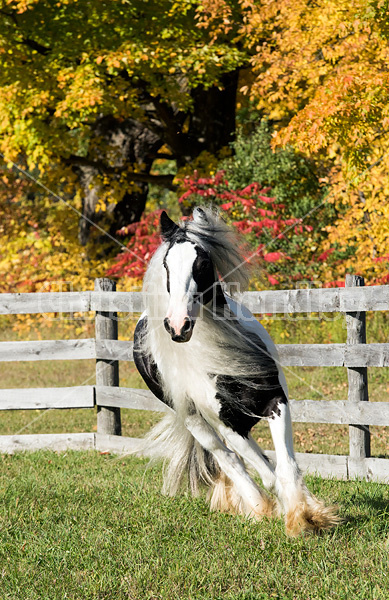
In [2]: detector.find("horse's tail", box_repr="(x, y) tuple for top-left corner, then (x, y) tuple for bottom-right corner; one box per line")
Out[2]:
(139, 413), (220, 496)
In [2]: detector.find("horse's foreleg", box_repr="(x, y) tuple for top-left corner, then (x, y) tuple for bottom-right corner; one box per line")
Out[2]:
(268, 402), (339, 536)
(184, 414), (274, 520)
(216, 424), (276, 492)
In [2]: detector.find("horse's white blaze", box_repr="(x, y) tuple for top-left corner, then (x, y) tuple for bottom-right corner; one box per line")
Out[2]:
(164, 242), (198, 334)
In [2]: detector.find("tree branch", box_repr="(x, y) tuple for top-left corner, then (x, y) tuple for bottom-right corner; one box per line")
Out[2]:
(21, 37), (51, 56)
(64, 155), (177, 190)
(0, 9), (51, 55)
(117, 71), (189, 157)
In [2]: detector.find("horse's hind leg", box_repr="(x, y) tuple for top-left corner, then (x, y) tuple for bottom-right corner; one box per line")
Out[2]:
(268, 402), (339, 536)
(185, 414), (274, 520)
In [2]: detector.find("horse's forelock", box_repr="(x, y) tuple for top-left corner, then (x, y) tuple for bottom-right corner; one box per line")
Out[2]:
(185, 208), (250, 293)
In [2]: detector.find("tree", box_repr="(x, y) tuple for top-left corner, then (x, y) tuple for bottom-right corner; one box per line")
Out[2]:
(200, 0), (389, 283)
(0, 166), (110, 295)
(2, 0), (388, 292)
(0, 0), (245, 254)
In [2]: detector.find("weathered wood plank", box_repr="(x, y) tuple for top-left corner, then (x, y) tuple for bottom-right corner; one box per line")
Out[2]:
(1, 431), (385, 482)
(96, 340), (389, 367)
(1, 285), (388, 316)
(343, 343), (389, 367)
(95, 278), (121, 436)
(0, 432), (95, 454)
(241, 289), (340, 314)
(0, 386), (95, 410)
(340, 286), (389, 312)
(348, 457), (389, 483)
(0, 339), (96, 362)
(95, 434), (145, 455)
(95, 386), (170, 413)
(95, 438), (388, 483)
(278, 344), (344, 366)
(94, 387), (389, 425)
(240, 284), (389, 314)
(278, 343), (389, 367)
(264, 452), (388, 483)
(264, 450), (349, 480)
(1, 338), (388, 367)
(289, 399), (389, 426)
(0, 292), (91, 315)
(90, 291), (144, 313)
(95, 340), (134, 361)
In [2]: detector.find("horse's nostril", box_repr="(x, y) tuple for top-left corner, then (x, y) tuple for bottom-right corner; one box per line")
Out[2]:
(182, 318), (192, 333)
(164, 318), (171, 333)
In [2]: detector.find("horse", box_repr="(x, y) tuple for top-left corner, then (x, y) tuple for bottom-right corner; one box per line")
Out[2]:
(133, 207), (339, 536)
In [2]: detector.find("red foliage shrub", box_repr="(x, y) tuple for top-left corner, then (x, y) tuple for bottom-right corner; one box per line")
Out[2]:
(108, 171), (313, 286)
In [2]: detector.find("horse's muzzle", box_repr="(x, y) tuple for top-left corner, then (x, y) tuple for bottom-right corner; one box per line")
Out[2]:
(164, 316), (194, 343)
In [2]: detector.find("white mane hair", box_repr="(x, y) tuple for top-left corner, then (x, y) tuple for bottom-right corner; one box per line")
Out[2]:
(143, 207), (250, 317)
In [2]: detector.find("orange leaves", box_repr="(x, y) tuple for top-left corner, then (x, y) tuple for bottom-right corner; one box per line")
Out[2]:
(263, 0), (389, 162)
(54, 65), (105, 124)
(313, 149), (389, 285)
(241, 0), (389, 135)
(195, 0), (236, 39)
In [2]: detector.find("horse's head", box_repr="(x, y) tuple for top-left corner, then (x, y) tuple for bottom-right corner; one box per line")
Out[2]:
(160, 209), (218, 343)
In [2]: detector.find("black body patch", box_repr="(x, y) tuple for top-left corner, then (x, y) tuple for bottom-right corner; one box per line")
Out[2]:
(133, 316), (171, 407)
(216, 373), (287, 438)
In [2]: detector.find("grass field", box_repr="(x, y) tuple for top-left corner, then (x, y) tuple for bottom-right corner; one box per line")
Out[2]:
(1, 451), (388, 600)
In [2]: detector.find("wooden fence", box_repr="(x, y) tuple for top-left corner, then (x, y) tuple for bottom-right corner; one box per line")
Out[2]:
(0, 276), (388, 483)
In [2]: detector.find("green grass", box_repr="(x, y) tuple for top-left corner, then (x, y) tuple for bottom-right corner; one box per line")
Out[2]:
(0, 451), (388, 600)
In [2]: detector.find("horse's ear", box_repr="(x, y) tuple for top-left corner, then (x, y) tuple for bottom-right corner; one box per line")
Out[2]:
(160, 211), (179, 240)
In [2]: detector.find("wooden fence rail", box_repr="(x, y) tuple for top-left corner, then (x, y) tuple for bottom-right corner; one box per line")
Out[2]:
(2, 339), (389, 366)
(0, 277), (388, 483)
(1, 285), (389, 315)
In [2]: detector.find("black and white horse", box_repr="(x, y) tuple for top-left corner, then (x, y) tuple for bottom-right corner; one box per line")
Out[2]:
(134, 208), (338, 535)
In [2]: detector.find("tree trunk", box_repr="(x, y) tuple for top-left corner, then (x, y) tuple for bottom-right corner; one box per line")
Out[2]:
(187, 70), (239, 159)
(78, 117), (161, 247)
(78, 70), (240, 241)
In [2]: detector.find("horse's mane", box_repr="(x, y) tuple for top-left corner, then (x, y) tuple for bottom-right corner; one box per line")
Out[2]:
(183, 207), (250, 293)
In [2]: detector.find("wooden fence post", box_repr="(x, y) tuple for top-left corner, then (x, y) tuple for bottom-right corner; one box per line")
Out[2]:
(94, 278), (121, 436)
(345, 274), (370, 465)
